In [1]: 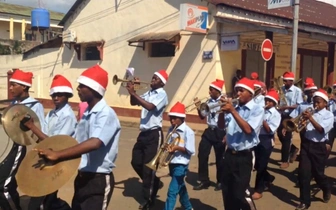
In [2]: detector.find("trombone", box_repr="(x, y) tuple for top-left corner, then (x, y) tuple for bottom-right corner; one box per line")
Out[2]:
(112, 75), (150, 90)
(185, 97), (210, 112)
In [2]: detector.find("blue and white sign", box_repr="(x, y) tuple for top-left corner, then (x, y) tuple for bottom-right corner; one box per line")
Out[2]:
(268, 0), (292, 9)
(180, 3), (208, 34)
(220, 36), (240, 51)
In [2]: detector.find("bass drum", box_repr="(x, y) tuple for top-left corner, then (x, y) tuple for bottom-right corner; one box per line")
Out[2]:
(0, 126), (13, 164)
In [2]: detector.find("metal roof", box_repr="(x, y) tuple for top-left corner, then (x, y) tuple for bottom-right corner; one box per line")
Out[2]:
(58, 0), (83, 26)
(208, 0), (336, 30)
(0, 2), (65, 21)
(128, 30), (181, 44)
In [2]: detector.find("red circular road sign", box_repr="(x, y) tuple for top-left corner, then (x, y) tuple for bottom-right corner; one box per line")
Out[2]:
(261, 39), (273, 61)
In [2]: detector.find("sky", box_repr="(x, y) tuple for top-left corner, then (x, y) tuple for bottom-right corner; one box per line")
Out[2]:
(2, 0), (76, 13)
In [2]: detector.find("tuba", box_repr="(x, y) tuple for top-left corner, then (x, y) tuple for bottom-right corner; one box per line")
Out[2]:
(282, 107), (316, 132)
(145, 125), (182, 177)
(273, 76), (288, 109)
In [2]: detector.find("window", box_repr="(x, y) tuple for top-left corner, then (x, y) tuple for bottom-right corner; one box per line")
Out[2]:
(84, 45), (100, 60)
(150, 42), (176, 57)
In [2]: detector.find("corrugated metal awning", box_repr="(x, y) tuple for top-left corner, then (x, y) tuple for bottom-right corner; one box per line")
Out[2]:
(127, 30), (181, 45)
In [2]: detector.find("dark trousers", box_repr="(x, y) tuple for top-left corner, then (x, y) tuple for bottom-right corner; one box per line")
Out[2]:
(298, 139), (330, 207)
(131, 128), (163, 202)
(277, 115), (297, 162)
(28, 191), (71, 210)
(0, 144), (26, 210)
(221, 149), (257, 210)
(254, 142), (273, 193)
(198, 128), (225, 183)
(72, 172), (115, 210)
(327, 123), (336, 149)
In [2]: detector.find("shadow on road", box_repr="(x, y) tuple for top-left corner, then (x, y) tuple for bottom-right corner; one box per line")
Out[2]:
(268, 184), (299, 207)
(115, 177), (143, 204)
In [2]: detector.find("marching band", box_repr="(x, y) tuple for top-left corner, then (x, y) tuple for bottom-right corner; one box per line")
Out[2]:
(0, 67), (335, 210)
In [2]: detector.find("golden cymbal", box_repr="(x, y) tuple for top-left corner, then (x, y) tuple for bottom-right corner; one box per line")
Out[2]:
(0, 126), (13, 164)
(1, 104), (41, 145)
(16, 135), (81, 197)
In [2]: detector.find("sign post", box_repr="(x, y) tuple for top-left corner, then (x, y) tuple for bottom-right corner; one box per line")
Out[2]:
(261, 39), (273, 61)
(268, 0), (299, 75)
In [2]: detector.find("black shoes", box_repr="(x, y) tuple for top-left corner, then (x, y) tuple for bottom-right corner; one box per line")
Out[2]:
(295, 203), (309, 210)
(323, 190), (331, 203)
(193, 181), (210, 190)
(214, 183), (222, 191)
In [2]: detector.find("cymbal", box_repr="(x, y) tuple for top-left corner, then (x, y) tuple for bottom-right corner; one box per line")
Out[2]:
(0, 126), (13, 164)
(16, 135), (81, 197)
(1, 104), (41, 145)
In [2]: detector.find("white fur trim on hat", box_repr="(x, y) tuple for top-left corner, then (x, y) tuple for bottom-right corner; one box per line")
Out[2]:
(304, 86), (317, 91)
(265, 95), (278, 105)
(49, 86), (73, 96)
(154, 72), (167, 84)
(9, 78), (32, 87)
(168, 112), (186, 118)
(333, 83), (336, 87)
(313, 91), (328, 102)
(77, 75), (106, 96)
(254, 84), (261, 87)
(282, 77), (294, 80)
(235, 84), (254, 94)
(209, 84), (222, 92)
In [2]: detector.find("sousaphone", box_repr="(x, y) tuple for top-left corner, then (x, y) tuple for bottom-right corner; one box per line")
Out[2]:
(16, 135), (81, 197)
(1, 104), (41, 146)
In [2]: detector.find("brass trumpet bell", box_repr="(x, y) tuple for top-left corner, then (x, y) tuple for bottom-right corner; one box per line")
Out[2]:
(185, 97), (209, 112)
(112, 75), (150, 90)
(199, 98), (240, 117)
(282, 107), (315, 132)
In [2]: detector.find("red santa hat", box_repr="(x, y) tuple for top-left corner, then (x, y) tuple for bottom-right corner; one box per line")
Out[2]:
(304, 77), (315, 85)
(251, 72), (259, 80)
(77, 65), (108, 96)
(49, 75), (73, 96)
(9, 69), (33, 87)
(265, 89), (279, 105)
(313, 88), (328, 102)
(282, 71), (295, 81)
(168, 102), (186, 118)
(154, 70), (169, 84)
(234, 77), (255, 94)
(333, 80), (336, 87)
(304, 83), (317, 91)
(209, 79), (224, 92)
(253, 80), (263, 88)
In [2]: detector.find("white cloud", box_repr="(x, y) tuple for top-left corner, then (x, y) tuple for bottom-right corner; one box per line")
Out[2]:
(3, 0), (76, 13)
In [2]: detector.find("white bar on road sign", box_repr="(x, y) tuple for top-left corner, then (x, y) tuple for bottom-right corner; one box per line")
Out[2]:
(263, 48), (272, 52)
(268, 0), (292, 9)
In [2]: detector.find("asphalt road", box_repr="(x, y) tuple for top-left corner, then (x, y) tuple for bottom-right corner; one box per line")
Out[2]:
(13, 127), (336, 210)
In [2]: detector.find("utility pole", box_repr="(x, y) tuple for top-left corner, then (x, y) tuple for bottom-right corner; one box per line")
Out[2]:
(290, 0), (300, 75)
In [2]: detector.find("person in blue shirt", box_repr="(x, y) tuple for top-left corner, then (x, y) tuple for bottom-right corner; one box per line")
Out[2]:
(127, 70), (169, 209)
(276, 72), (303, 169)
(252, 89), (281, 200)
(289, 79), (317, 163)
(193, 79), (225, 191)
(326, 82), (336, 163)
(0, 69), (45, 210)
(253, 80), (266, 108)
(296, 88), (333, 210)
(27, 75), (77, 210)
(219, 77), (264, 210)
(163, 102), (195, 210)
(24, 65), (120, 210)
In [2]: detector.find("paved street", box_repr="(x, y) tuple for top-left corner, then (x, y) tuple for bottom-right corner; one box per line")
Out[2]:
(16, 126), (336, 210)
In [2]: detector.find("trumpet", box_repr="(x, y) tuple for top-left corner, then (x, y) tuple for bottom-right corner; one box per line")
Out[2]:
(282, 107), (316, 132)
(112, 75), (150, 90)
(145, 125), (182, 177)
(185, 97), (210, 112)
(199, 97), (240, 117)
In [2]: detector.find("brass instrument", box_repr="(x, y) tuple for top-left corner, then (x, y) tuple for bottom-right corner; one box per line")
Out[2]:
(323, 85), (333, 95)
(282, 107), (316, 132)
(199, 97), (240, 117)
(273, 76), (288, 109)
(146, 125), (182, 177)
(112, 74), (150, 90)
(185, 97), (209, 112)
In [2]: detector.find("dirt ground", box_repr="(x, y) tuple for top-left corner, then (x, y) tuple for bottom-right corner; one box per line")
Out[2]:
(14, 126), (336, 210)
